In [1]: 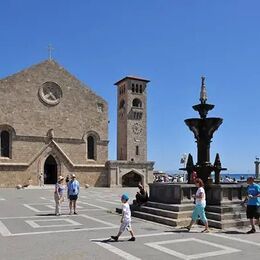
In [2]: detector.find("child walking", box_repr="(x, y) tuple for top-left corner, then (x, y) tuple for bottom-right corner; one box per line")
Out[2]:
(111, 194), (136, 242)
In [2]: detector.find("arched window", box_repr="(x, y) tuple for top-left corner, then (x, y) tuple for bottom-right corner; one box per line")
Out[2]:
(132, 98), (142, 108)
(119, 99), (125, 109)
(132, 84), (135, 92)
(87, 136), (95, 160)
(135, 146), (139, 156)
(1, 131), (10, 157)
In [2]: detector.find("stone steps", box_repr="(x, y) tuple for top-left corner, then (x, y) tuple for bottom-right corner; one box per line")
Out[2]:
(135, 205), (192, 219)
(206, 204), (245, 214)
(116, 200), (249, 229)
(206, 211), (247, 221)
(132, 211), (190, 227)
(146, 201), (194, 211)
(208, 218), (250, 229)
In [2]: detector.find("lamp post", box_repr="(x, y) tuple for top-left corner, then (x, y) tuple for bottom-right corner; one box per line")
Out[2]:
(254, 156), (260, 179)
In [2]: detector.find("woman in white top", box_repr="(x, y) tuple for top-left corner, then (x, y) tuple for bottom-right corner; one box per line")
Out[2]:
(184, 178), (209, 232)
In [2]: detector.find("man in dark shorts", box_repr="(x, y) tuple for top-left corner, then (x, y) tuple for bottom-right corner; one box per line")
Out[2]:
(246, 177), (260, 234)
(67, 174), (80, 215)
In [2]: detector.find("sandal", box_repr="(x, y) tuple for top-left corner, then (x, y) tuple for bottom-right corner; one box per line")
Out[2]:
(201, 229), (210, 233)
(183, 226), (191, 231)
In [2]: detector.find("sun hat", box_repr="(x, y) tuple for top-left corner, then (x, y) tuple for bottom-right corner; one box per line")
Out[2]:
(58, 176), (64, 181)
(121, 194), (129, 201)
(71, 174), (76, 178)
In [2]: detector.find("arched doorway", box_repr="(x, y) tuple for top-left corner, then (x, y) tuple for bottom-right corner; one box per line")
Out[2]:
(122, 171), (142, 187)
(44, 155), (57, 184)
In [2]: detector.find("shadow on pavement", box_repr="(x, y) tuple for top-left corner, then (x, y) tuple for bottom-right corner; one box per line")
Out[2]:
(222, 230), (246, 234)
(164, 229), (197, 233)
(91, 238), (125, 243)
(35, 213), (56, 216)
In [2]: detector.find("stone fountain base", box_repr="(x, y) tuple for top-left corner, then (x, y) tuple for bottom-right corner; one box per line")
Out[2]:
(128, 183), (250, 229)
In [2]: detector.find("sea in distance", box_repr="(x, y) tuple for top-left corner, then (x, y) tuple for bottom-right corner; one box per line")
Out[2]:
(169, 172), (255, 181)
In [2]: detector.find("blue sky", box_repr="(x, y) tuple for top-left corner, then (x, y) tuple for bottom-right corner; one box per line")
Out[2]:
(1, 0), (260, 174)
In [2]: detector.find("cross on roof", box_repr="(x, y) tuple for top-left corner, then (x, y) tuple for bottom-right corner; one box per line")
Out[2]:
(47, 44), (54, 60)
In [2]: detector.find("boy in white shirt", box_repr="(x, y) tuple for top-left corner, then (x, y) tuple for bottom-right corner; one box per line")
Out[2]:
(111, 194), (136, 241)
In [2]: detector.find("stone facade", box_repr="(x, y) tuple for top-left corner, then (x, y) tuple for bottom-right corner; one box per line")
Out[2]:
(107, 76), (154, 187)
(106, 160), (154, 187)
(115, 77), (149, 162)
(0, 60), (109, 187)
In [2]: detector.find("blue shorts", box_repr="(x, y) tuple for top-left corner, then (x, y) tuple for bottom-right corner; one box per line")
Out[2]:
(192, 204), (207, 223)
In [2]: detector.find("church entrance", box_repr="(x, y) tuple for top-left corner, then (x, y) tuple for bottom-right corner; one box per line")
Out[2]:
(44, 155), (58, 184)
(122, 171), (142, 187)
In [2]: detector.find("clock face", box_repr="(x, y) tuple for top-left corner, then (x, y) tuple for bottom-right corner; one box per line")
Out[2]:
(39, 81), (62, 106)
(132, 123), (142, 135)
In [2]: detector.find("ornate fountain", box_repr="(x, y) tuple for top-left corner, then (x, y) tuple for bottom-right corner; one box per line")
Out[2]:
(181, 77), (226, 185)
(142, 77), (248, 228)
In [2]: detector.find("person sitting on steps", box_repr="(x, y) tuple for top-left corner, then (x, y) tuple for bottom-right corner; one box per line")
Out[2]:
(135, 183), (148, 206)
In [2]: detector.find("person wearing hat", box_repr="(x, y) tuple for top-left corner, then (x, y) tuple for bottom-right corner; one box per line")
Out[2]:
(54, 176), (65, 216)
(67, 174), (80, 214)
(111, 194), (136, 242)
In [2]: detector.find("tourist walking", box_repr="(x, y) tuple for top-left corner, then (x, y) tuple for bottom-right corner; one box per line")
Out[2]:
(246, 177), (260, 234)
(54, 176), (65, 216)
(111, 194), (136, 242)
(67, 174), (80, 214)
(184, 178), (209, 232)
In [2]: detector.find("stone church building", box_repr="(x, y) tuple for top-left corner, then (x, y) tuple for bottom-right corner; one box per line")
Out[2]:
(0, 60), (154, 187)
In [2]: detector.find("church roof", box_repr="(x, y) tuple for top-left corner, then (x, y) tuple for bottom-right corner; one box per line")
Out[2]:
(0, 59), (106, 104)
(0, 59), (108, 139)
(114, 76), (150, 86)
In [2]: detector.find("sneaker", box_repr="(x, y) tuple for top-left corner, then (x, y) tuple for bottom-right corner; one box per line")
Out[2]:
(111, 236), (118, 241)
(246, 228), (256, 234)
(128, 237), (136, 241)
(74, 212), (78, 215)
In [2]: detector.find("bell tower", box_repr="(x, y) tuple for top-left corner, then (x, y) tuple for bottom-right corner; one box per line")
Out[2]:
(114, 76), (149, 162)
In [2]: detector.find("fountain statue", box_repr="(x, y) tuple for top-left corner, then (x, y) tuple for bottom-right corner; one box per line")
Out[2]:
(180, 77), (226, 185)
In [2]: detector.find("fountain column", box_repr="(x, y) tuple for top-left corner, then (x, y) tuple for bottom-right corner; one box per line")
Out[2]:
(181, 77), (226, 185)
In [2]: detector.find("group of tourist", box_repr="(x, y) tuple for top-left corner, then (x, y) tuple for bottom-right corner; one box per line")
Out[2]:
(112, 176), (259, 241)
(39, 171), (259, 241)
(185, 176), (260, 234)
(53, 174), (80, 216)
(153, 175), (185, 183)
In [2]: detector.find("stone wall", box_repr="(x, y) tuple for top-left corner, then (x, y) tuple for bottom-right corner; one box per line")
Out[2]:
(107, 160), (154, 187)
(0, 60), (109, 187)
